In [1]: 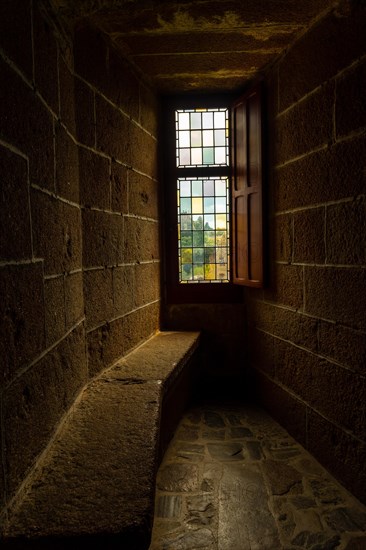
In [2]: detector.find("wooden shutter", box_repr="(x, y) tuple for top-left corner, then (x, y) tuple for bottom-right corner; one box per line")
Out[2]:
(231, 83), (264, 287)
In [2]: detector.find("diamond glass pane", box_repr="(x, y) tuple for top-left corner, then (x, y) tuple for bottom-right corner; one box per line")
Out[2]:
(177, 177), (230, 283)
(176, 108), (229, 168)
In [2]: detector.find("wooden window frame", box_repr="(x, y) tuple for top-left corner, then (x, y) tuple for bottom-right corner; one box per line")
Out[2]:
(160, 86), (264, 305)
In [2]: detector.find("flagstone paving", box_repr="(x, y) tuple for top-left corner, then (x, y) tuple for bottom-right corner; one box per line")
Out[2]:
(149, 402), (366, 550)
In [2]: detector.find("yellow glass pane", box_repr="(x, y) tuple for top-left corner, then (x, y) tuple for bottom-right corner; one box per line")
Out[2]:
(205, 264), (215, 279)
(181, 248), (193, 263)
(216, 214), (227, 230)
(192, 197), (203, 214)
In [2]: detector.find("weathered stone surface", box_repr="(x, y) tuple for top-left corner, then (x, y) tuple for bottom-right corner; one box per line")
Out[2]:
(82, 208), (124, 268)
(293, 207), (325, 264)
(95, 94), (131, 164)
(79, 147), (110, 209)
(83, 267), (114, 330)
(207, 442), (244, 461)
(64, 271), (84, 329)
(318, 321), (366, 375)
(326, 198), (366, 265)
(134, 262), (160, 307)
(157, 463), (200, 492)
(325, 507), (366, 532)
(0, 262), (45, 383)
(157, 527), (215, 549)
(111, 161), (128, 213)
(4, 324), (87, 499)
(5, 380), (161, 539)
(176, 444), (205, 461)
(0, 0), (33, 78)
(44, 275), (65, 346)
(203, 411), (225, 428)
(0, 145), (32, 261)
(123, 216), (160, 263)
(230, 427), (253, 438)
(74, 76), (95, 147)
(106, 331), (199, 389)
(59, 54), (76, 136)
(262, 460), (303, 495)
(129, 170), (159, 219)
(336, 58), (366, 138)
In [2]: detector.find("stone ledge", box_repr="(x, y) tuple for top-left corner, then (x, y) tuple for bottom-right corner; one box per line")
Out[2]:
(2, 331), (201, 549)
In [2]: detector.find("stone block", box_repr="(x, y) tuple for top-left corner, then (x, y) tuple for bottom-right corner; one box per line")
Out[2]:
(44, 275), (65, 347)
(273, 214), (292, 263)
(139, 83), (159, 136)
(304, 266), (366, 329)
(74, 77), (95, 148)
(278, 6), (366, 111)
(318, 321), (366, 375)
(274, 339), (366, 439)
(326, 197), (366, 265)
(55, 123), (79, 203)
(134, 262), (160, 308)
(273, 307), (318, 352)
(0, 0), (32, 79)
(83, 268), (114, 330)
(0, 263), (45, 386)
(123, 303), (160, 357)
(124, 217), (160, 263)
(107, 48), (140, 121)
(113, 265), (135, 317)
(130, 123), (158, 178)
(274, 135), (366, 212)
(111, 161), (128, 213)
(82, 209), (124, 268)
(253, 370), (307, 447)
(129, 170), (159, 220)
(79, 147), (110, 209)
(31, 189), (82, 275)
(4, 324), (87, 499)
(264, 263), (303, 310)
(276, 83), (333, 165)
(0, 144), (32, 261)
(96, 94), (130, 164)
(64, 271), (84, 329)
(293, 207), (325, 264)
(0, 58), (54, 191)
(87, 318), (124, 377)
(33, 2), (59, 113)
(59, 54), (76, 137)
(336, 59), (366, 138)
(307, 410), (366, 505)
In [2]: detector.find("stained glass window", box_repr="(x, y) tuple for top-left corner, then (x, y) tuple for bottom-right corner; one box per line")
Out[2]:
(177, 177), (230, 283)
(175, 106), (230, 284)
(176, 108), (229, 168)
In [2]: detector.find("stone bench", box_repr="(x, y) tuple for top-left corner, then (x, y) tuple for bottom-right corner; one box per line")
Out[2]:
(3, 331), (201, 549)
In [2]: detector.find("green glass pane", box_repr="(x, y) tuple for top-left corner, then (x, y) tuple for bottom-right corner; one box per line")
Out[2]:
(181, 198), (191, 213)
(203, 148), (214, 164)
(180, 231), (192, 246)
(216, 230), (227, 244)
(214, 129), (226, 146)
(181, 248), (193, 263)
(193, 264), (204, 280)
(181, 215), (192, 230)
(192, 180), (203, 196)
(193, 231), (204, 246)
(192, 215), (203, 230)
(193, 248), (204, 262)
(204, 247), (215, 262)
(181, 264), (192, 280)
(204, 231), (215, 246)
(190, 112), (202, 129)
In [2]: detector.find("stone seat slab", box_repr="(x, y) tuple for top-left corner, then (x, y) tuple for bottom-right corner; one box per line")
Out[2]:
(3, 331), (201, 549)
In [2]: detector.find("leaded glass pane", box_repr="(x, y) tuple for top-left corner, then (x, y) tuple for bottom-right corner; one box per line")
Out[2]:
(177, 176), (230, 283)
(176, 108), (229, 168)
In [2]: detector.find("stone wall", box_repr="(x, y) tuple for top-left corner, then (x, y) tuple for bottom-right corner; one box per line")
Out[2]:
(248, 3), (366, 503)
(0, 1), (160, 521)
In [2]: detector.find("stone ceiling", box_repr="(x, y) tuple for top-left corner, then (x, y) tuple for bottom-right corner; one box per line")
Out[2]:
(49, 0), (338, 93)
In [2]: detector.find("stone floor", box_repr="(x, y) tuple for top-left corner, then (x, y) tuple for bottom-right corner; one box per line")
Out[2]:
(149, 401), (366, 550)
